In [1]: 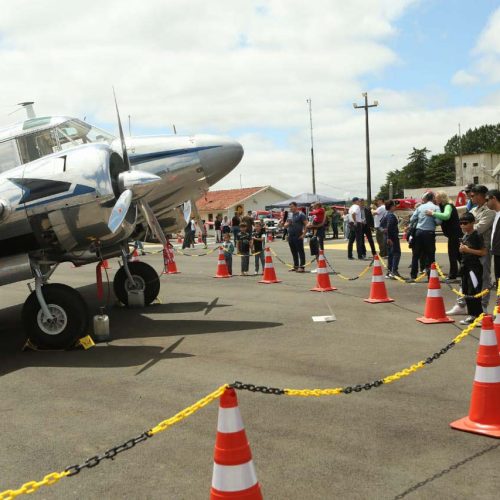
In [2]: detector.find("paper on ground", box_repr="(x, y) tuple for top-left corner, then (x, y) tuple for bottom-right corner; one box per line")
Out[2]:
(312, 315), (336, 322)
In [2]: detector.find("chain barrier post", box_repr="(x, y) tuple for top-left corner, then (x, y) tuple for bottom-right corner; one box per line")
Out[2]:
(310, 250), (336, 292)
(450, 314), (500, 437)
(210, 388), (263, 499)
(259, 248), (281, 284)
(417, 263), (454, 324)
(364, 255), (394, 303)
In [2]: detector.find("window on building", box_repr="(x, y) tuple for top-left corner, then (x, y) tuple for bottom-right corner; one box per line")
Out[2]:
(208, 213), (213, 221)
(473, 176), (479, 184)
(473, 162), (479, 167)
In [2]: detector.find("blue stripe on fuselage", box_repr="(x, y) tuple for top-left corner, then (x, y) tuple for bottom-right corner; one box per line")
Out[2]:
(129, 145), (221, 165)
(15, 184), (96, 211)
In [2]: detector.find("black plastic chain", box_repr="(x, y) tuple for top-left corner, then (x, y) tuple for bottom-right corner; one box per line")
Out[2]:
(64, 431), (152, 477)
(423, 342), (456, 365)
(230, 381), (285, 395)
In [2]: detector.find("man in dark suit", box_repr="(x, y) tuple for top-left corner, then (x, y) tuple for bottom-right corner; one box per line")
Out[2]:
(486, 189), (500, 282)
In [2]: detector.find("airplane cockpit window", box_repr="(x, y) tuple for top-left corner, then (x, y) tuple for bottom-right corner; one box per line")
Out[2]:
(0, 139), (21, 173)
(55, 120), (115, 150)
(17, 129), (59, 164)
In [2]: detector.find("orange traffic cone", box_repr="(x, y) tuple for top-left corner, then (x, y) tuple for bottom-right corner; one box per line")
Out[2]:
(494, 314), (500, 354)
(416, 264), (453, 323)
(177, 234), (183, 244)
(450, 314), (500, 437)
(259, 247), (281, 284)
(198, 234), (203, 243)
(214, 247), (231, 278)
(267, 232), (274, 242)
(311, 250), (336, 292)
(162, 245), (180, 274)
(102, 259), (111, 270)
(130, 249), (140, 262)
(364, 255), (393, 303)
(210, 388), (263, 500)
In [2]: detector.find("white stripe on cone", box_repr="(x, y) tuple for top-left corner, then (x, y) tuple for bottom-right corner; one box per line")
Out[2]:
(318, 268), (328, 274)
(430, 269), (438, 278)
(217, 407), (244, 433)
(474, 365), (500, 383)
(264, 263), (273, 268)
(212, 462), (258, 492)
(480, 329), (498, 346)
(371, 276), (384, 283)
(426, 289), (443, 298)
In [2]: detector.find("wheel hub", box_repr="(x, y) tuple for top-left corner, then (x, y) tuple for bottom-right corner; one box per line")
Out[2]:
(125, 275), (146, 292)
(37, 304), (68, 335)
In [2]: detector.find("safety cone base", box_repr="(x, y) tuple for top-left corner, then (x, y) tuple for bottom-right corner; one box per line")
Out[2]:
(364, 297), (394, 303)
(450, 416), (500, 438)
(258, 278), (281, 284)
(416, 315), (454, 324)
(214, 275), (232, 279)
(310, 285), (337, 292)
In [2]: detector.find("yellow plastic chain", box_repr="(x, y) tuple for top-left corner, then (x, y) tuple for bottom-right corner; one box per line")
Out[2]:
(434, 262), (490, 299)
(378, 256), (427, 283)
(269, 248), (315, 268)
(0, 385), (228, 499)
(335, 262), (372, 281)
(283, 315), (483, 397)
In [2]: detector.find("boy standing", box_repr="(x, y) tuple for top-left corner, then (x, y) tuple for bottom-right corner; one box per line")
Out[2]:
(380, 200), (402, 279)
(237, 223), (251, 276)
(252, 221), (266, 274)
(222, 233), (234, 275)
(458, 212), (487, 325)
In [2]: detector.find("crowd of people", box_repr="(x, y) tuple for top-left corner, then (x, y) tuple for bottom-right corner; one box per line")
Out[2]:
(345, 185), (500, 327)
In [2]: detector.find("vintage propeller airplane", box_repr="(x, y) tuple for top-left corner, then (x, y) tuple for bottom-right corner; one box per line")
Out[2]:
(0, 100), (243, 348)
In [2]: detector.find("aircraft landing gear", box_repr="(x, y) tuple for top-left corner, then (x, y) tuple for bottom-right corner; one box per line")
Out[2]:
(23, 283), (89, 349)
(113, 261), (160, 307)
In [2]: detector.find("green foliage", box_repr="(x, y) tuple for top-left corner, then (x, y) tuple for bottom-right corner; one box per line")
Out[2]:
(445, 124), (500, 155)
(377, 123), (499, 198)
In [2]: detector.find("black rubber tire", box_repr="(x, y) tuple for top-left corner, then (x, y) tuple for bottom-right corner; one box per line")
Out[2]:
(22, 284), (89, 349)
(113, 261), (160, 306)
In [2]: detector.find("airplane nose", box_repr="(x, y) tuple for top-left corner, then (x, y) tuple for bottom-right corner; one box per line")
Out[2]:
(197, 135), (244, 186)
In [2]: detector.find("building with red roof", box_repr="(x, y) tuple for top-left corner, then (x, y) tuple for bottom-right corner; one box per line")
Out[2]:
(196, 186), (290, 222)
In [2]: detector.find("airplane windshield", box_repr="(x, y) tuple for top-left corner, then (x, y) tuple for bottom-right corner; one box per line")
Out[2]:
(55, 120), (115, 150)
(16, 119), (116, 164)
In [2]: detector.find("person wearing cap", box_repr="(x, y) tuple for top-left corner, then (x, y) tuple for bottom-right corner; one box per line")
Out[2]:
(447, 185), (495, 315)
(457, 212), (487, 325)
(408, 191), (440, 280)
(347, 197), (364, 260)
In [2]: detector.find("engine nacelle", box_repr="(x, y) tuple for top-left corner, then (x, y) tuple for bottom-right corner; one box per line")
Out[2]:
(21, 144), (134, 253)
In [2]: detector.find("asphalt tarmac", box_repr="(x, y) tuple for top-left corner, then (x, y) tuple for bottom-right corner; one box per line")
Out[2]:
(1, 239), (499, 499)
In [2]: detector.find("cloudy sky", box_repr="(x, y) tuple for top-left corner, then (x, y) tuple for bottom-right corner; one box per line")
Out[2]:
(0, 0), (499, 199)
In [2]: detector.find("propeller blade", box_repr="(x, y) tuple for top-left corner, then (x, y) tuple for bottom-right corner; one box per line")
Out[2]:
(112, 87), (131, 171)
(138, 199), (168, 247)
(108, 189), (133, 233)
(182, 200), (191, 223)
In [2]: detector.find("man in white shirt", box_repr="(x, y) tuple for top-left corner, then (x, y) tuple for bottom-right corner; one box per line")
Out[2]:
(372, 198), (387, 257)
(347, 197), (364, 260)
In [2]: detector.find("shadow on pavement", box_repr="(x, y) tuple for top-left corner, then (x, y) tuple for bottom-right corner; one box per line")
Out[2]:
(0, 286), (282, 376)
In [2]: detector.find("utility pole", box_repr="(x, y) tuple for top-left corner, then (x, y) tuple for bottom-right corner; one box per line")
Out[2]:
(353, 93), (378, 204)
(458, 123), (463, 186)
(306, 98), (316, 194)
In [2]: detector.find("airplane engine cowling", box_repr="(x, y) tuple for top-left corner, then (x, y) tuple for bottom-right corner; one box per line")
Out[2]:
(22, 144), (134, 252)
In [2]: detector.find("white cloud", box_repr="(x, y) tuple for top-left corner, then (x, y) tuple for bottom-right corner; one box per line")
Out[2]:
(0, 0), (496, 199)
(453, 6), (500, 86)
(451, 70), (479, 86)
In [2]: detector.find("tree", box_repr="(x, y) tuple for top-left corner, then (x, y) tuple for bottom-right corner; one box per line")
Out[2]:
(424, 153), (455, 186)
(445, 124), (500, 155)
(403, 147), (430, 188)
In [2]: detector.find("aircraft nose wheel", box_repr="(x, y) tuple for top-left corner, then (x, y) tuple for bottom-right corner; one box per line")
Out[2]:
(22, 284), (89, 349)
(113, 261), (160, 307)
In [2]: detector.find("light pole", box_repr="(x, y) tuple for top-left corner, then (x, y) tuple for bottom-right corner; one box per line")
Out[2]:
(306, 98), (316, 194)
(353, 92), (378, 204)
